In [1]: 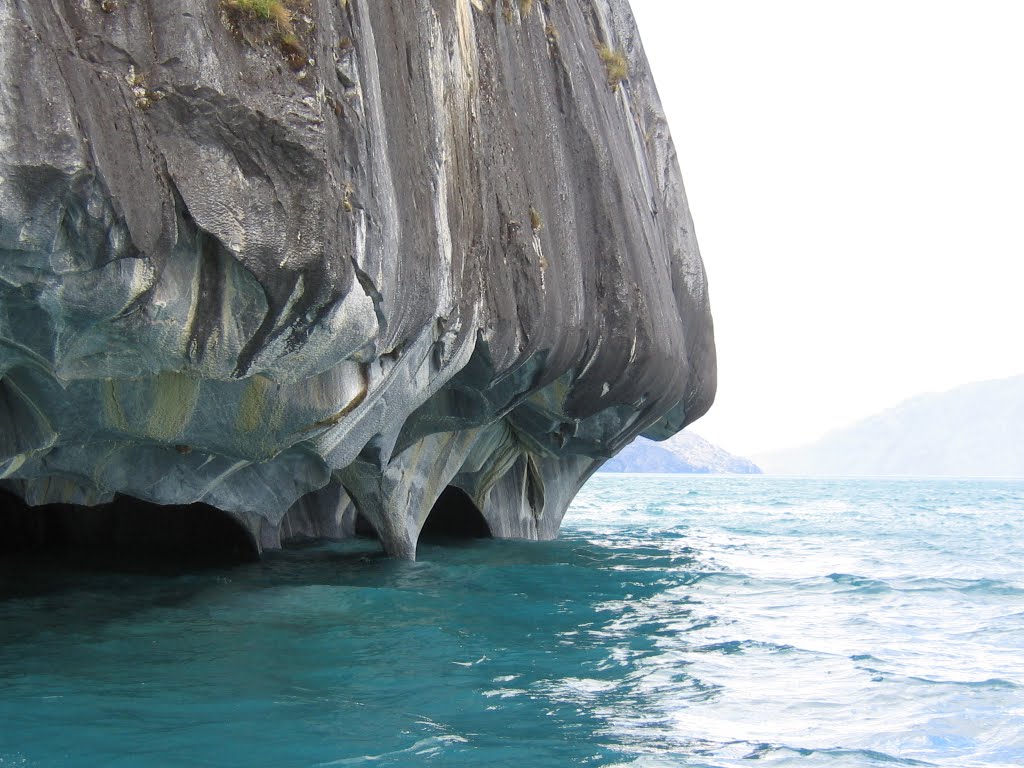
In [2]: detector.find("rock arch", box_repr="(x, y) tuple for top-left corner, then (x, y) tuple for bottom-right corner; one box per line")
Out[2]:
(419, 486), (492, 544)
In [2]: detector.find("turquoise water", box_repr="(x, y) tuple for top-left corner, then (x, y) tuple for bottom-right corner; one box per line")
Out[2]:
(2, 476), (1023, 767)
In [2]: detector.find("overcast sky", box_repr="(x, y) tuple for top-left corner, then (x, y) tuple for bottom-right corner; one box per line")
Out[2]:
(627, 0), (1024, 456)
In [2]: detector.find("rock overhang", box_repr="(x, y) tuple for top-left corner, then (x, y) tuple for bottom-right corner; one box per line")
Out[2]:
(0, 0), (715, 560)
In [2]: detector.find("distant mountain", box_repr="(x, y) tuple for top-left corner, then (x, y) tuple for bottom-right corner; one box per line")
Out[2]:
(759, 375), (1024, 476)
(600, 431), (762, 474)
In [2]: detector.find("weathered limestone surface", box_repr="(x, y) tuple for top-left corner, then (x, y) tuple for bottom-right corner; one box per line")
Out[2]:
(0, 0), (715, 559)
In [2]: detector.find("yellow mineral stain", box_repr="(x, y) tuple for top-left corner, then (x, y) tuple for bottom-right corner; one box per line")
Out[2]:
(306, 385), (367, 431)
(0, 454), (26, 480)
(458, 0), (480, 78)
(146, 372), (200, 441)
(102, 379), (129, 431)
(236, 374), (274, 434)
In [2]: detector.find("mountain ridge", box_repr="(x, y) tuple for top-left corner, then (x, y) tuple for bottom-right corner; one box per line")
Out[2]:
(601, 431), (761, 474)
(759, 375), (1024, 476)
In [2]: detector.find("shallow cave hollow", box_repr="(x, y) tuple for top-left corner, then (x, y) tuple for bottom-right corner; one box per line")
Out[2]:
(419, 485), (492, 545)
(0, 488), (259, 570)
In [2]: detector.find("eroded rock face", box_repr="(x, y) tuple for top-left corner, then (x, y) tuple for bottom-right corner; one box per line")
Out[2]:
(0, 0), (715, 559)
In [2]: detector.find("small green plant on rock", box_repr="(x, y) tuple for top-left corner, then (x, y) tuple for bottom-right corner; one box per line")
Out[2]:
(529, 205), (543, 232)
(597, 43), (629, 91)
(501, 0), (534, 23)
(225, 0), (293, 30)
(279, 32), (305, 69)
(222, 0), (308, 70)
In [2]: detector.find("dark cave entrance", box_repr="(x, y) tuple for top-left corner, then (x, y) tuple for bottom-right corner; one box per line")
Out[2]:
(0, 489), (259, 570)
(419, 486), (491, 543)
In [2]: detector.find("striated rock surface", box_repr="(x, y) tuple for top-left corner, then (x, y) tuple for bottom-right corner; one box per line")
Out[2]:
(0, 0), (715, 559)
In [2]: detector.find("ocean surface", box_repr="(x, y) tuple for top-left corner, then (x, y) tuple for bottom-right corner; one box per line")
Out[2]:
(1, 476), (1022, 767)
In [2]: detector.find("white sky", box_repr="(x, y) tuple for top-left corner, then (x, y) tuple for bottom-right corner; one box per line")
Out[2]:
(628, 0), (1024, 456)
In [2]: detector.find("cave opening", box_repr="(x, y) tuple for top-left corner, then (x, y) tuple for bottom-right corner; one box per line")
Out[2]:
(0, 488), (259, 570)
(419, 486), (491, 544)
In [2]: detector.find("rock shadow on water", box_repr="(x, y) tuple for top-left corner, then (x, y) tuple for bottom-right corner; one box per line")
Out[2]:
(0, 488), (265, 639)
(0, 483), (499, 642)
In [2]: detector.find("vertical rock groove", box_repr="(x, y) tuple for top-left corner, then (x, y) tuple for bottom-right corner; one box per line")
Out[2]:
(0, 0), (715, 559)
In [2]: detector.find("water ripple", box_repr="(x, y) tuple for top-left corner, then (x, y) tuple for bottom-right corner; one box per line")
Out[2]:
(1, 476), (1022, 766)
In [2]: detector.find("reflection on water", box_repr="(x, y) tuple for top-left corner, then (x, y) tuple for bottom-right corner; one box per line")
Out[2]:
(1, 476), (1023, 767)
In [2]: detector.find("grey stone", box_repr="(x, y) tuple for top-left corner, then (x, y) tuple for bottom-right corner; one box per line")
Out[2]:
(0, 0), (715, 559)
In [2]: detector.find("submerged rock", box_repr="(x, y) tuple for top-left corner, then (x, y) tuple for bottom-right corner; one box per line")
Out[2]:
(0, 0), (715, 559)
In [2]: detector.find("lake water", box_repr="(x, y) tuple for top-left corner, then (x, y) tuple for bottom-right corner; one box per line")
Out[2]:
(1, 476), (1022, 767)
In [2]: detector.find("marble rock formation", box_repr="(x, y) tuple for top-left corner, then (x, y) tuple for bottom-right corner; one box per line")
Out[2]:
(0, 0), (715, 559)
